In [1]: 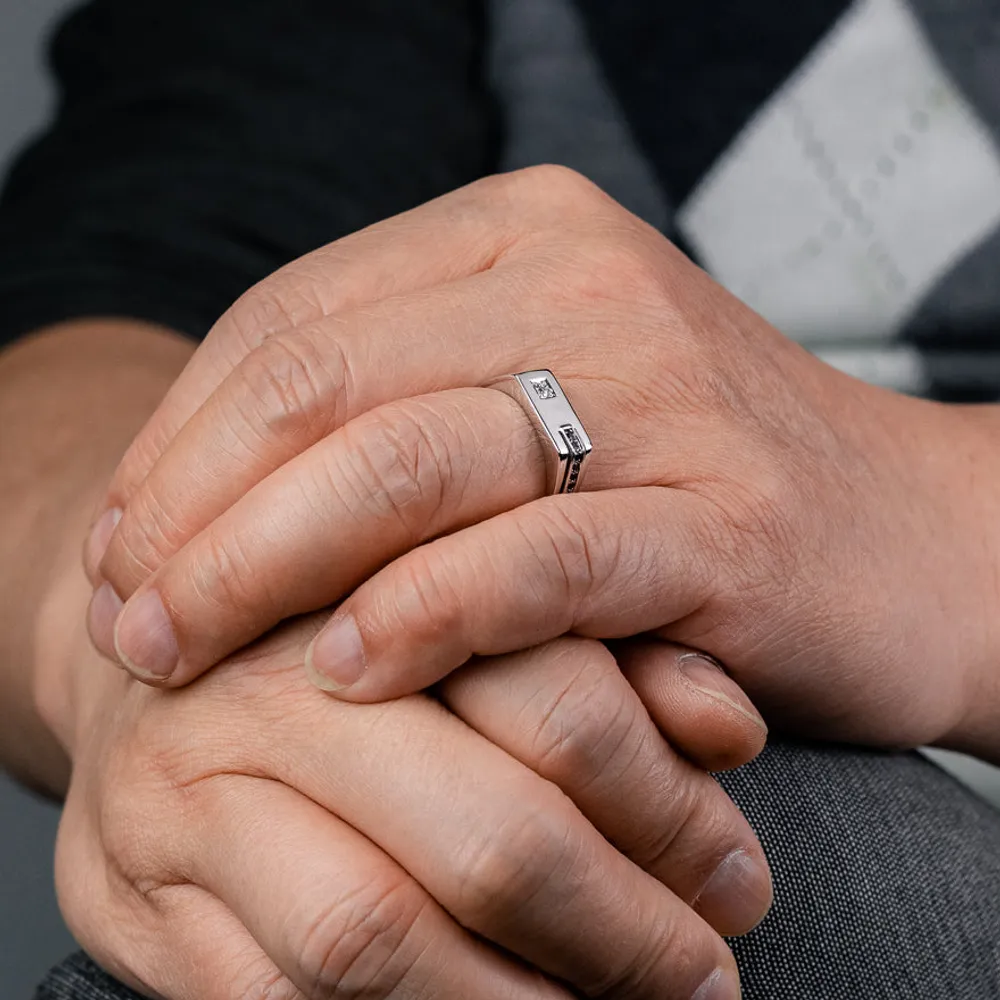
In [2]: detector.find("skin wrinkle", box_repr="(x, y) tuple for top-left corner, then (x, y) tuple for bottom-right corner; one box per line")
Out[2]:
(227, 281), (322, 354)
(379, 547), (468, 653)
(503, 513), (579, 635)
(450, 792), (577, 925)
(625, 777), (704, 885)
(342, 418), (436, 534)
(373, 402), (458, 529)
(110, 483), (191, 587)
(316, 429), (395, 533)
(187, 526), (282, 628)
(236, 335), (344, 452)
(588, 896), (696, 1000)
(523, 502), (606, 625)
(531, 662), (634, 785)
(296, 876), (422, 997)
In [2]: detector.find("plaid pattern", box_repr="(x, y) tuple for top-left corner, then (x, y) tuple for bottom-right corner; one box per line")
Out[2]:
(491, 0), (1000, 400)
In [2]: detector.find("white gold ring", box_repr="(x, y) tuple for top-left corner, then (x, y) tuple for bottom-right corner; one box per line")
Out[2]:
(487, 370), (593, 496)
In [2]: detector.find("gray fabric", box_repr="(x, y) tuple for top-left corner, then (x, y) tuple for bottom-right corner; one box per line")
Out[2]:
(33, 741), (1000, 999)
(718, 742), (1000, 997)
(32, 955), (139, 1000)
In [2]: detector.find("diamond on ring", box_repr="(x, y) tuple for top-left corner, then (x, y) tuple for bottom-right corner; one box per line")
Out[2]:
(529, 376), (558, 400)
(486, 370), (592, 496)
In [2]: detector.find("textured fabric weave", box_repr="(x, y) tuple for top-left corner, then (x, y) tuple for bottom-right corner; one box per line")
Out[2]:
(718, 743), (1000, 996)
(33, 742), (1000, 999)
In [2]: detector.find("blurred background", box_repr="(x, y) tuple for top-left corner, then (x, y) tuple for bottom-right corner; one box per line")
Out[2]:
(1, 2), (81, 995)
(2, 0), (1000, 995)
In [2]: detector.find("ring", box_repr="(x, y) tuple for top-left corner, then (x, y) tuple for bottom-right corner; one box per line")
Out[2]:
(487, 370), (593, 495)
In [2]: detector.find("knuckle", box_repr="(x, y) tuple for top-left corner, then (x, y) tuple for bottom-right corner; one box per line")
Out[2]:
(475, 165), (608, 222)
(625, 774), (708, 877)
(700, 448), (800, 584)
(523, 500), (607, 609)
(53, 803), (103, 933)
(379, 546), (465, 643)
(106, 488), (187, 590)
(237, 332), (348, 444)
(453, 795), (579, 928)
(338, 400), (458, 534)
(528, 645), (642, 786)
(517, 163), (607, 212)
(229, 963), (300, 1000)
(684, 796), (755, 891)
(646, 362), (735, 421)
(111, 425), (174, 503)
(186, 527), (275, 626)
(95, 781), (167, 892)
(294, 876), (428, 998)
(121, 704), (233, 807)
(594, 919), (711, 1000)
(224, 272), (327, 352)
(745, 455), (800, 547)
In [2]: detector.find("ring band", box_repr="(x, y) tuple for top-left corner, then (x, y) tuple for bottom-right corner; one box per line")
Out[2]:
(487, 370), (593, 495)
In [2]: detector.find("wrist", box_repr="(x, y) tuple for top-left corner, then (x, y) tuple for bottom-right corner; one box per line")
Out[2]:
(0, 319), (193, 794)
(820, 376), (1000, 756)
(926, 402), (1000, 763)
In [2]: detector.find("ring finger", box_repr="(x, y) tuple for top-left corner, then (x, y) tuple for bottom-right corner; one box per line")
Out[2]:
(93, 381), (615, 685)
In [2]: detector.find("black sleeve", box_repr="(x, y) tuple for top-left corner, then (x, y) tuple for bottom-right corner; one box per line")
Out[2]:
(0, 0), (496, 346)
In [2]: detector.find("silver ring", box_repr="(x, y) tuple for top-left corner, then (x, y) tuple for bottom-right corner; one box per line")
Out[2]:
(487, 370), (593, 495)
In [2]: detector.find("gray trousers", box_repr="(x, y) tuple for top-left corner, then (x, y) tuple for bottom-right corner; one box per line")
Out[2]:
(34, 742), (1000, 999)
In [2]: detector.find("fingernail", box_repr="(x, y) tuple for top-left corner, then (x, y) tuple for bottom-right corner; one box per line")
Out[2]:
(305, 613), (367, 691)
(114, 590), (179, 682)
(678, 653), (767, 734)
(88, 582), (124, 660)
(692, 966), (741, 1000)
(85, 507), (122, 574)
(695, 849), (773, 935)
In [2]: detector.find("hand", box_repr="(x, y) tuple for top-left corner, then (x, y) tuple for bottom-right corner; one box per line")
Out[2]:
(87, 165), (995, 751)
(40, 558), (770, 999)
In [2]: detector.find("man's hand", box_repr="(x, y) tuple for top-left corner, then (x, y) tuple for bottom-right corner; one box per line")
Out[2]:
(85, 166), (1000, 759)
(38, 545), (770, 1000)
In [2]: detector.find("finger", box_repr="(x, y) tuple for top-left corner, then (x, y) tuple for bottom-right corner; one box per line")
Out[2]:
(305, 487), (717, 700)
(87, 166), (613, 578)
(84, 893), (304, 1000)
(102, 381), (593, 685)
(613, 641), (768, 773)
(131, 890), (304, 1000)
(184, 775), (568, 1000)
(236, 671), (740, 999)
(96, 385), (545, 681)
(95, 252), (613, 602)
(439, 637), (772, 937)
(56, 796), (302, 1000)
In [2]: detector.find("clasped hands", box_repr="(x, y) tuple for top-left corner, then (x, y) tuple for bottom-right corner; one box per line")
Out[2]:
(59, 166), (1000, 999)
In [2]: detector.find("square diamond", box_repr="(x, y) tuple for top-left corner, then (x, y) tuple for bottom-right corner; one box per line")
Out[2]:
(529, 376), (557, 400)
